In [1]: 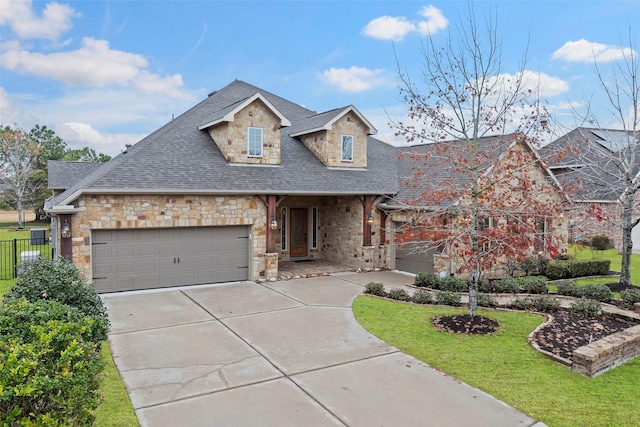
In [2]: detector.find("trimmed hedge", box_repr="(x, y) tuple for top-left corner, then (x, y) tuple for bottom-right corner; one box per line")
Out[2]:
(545, 259), (611, 280)
(556, 281), (614, 302)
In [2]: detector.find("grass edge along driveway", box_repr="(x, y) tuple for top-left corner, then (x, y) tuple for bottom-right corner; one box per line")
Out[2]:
(353, 295), (640, 427)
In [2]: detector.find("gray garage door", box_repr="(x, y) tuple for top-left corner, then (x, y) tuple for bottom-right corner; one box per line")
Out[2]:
(92, 226), (250, 293)
(395, 245), (435, 274)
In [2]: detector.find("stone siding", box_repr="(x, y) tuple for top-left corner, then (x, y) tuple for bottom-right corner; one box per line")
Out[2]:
(572, 324), (640, 378)
(208, 98), (281, 164)
(69, 194), (268, 281)
(298, 111), (368, 168)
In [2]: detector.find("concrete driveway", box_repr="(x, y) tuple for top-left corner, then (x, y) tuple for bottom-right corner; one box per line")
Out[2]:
(103, 271), (536, 427)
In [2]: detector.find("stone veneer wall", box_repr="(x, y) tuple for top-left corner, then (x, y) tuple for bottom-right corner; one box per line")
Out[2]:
(570, 201), (640, 252)
(572, 324), (640, 378)
(208, 98), (281, 165)
(69, 194), (268, 281)
(298, 111), (368, 168)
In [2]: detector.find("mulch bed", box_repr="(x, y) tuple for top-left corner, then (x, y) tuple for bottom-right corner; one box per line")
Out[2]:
(529, 311), (639, 361)
(433, 314), (499, 334)
(606, 282), (638, 293)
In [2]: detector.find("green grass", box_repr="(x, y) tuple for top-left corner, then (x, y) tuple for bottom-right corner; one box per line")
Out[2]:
(353, 296), (640, 427)
(0, 277), (138, 426)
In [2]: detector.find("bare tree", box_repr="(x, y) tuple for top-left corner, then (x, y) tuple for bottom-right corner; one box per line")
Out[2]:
(0, 126), (42, 229)
(392, 5), (564, 316)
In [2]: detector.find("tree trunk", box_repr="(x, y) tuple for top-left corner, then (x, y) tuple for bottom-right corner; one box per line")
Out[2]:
(620, 193), (635, 287)
(17, 199), (23, 229)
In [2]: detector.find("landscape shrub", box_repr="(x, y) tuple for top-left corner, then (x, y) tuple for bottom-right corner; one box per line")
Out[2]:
(556, 280), (581, 297)
(388, 288), (411, 301)
(0, 299), (105, 426)
(545, 259), (611, 280)
(591, 235), (611, 250)
(434, 291), (461, 307)
(6, 259), (109, 326)
(517, 276), (548, 294)
(581, 284), (613, 302)
(412, 289), (432, 304)
(439, 276), (468, 292)
(519, 257), (538, 276)
(495, 278), (520, 294)
(569, 298), (602, 317)
(414, 272), (440, 288)
(509, 298), (531, 311)
(364, 282), (386, 297)
(478, 278), (496, 293)
(477, 293), (497, 307)
(620, 288), (640, 309)
(531, 295), (561, 312)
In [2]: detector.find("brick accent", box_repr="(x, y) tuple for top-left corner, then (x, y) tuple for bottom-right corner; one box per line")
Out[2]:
(298, 111), (368, 168)
(67, 194), (269, 281)
(572, 324), (640, 378)
(208, 98), (282, 165)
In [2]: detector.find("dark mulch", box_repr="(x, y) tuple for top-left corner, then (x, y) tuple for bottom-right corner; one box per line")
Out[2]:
(529, 311), (639, 361)
(606, 282), (639, 293)
(432, 314), (499, 334)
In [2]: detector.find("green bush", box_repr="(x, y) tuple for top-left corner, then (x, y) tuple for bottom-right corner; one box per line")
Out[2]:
(531, 295), (561, 312)
(388, 288), (411, 301)
(620, 288), (640, 309)
(569, 298), (602, 317)
(555, 280), (580, 297)
(477, 293), (497, 307)
(591, 235), (611, 250)
(434, 291), (461, 307)
(517, 276), (549, 294)
(519, 257), (538, 276)
(412, 289), (432, 304)
(6, 259), (109, 326)
(495, 278), (520, 294)
(581, 284), (613, 302)
(509, 298), (531, 311)
(439, 276), (468, 292)
(364, 282), (386, 297)
(546, 259), (611, 280)
(0, 299), (105, 426)
(415, 272), (440, 288)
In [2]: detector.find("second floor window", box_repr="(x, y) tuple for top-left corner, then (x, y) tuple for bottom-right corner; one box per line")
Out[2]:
(248, 127), (263, 157)
(341, 135), (353, 161)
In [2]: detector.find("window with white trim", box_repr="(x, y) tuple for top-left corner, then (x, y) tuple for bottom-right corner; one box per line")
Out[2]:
(341, 135), (353, 162)
(248, 127), (263, 157)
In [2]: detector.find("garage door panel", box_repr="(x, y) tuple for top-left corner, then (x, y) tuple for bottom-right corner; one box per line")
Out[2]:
(92, 226), (249, 292)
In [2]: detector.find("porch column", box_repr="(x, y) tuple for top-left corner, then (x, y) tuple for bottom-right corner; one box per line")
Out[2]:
(58, 214), (73, 262)
(363, 195), (373, 246)
(266, 195), (277, 253)
(379, 210), (387, 245)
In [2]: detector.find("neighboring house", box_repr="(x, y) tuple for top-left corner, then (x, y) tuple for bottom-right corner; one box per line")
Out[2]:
(46, 80), (570, 292)
(540, 127), (640, 251)
(380, 134), (570, 278)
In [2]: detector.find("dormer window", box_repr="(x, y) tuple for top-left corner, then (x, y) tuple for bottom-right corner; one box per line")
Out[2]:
(248, 127), (263, 157)
(341, 135), (353, 162)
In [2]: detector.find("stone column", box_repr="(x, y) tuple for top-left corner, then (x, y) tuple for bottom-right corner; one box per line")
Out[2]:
(362, 246), (374, 270)
(264, 252), (279, 280)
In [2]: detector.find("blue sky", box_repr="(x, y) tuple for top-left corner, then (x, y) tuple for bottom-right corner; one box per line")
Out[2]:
(1, 0), (638, 156)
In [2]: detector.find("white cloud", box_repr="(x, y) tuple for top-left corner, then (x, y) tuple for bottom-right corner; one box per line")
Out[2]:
(520, 71), (570, 98)
(0, 0), (79, 41)
(0, 37), (191, 99)
(362, 5), (448, 42)
(0, 86), (38, 126)
(56, 122), (145, 156)
(552, 39), (635, 63)
(321, 66), (388, 93)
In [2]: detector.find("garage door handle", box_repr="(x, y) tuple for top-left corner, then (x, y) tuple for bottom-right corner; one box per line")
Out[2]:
(174, 257), (180, 264)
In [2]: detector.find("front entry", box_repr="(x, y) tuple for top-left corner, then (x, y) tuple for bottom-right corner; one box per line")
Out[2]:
(289, 208), (308, 257)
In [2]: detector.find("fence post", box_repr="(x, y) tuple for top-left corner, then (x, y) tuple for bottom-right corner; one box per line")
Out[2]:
(13, 239), (17, 278)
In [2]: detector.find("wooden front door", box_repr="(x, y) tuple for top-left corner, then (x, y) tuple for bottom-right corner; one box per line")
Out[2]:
(289, 208), (308, 257)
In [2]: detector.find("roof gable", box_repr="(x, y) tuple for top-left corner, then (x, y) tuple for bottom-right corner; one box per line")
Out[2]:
(197, 92), (291, 130)
(289, 105), (377, 137)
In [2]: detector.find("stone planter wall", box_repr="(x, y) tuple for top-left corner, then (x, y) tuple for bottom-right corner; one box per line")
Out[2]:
(572, 324), (640, 378)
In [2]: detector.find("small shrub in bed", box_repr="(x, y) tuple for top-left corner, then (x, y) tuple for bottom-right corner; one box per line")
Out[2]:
(620, 288), (640, 309)
(495, 278), (520, 294)
(364, 282), (386, 297)
(415, 272), (440, 288)
(531, 295), (561, 312)
(477, 293), (497, 307)
(581, 284), (613, 302)
(434, 291), (461, 307)
(439, 276), (468, 292)
(569, 298), (602, 317)
(388, 288), (411, 301)
(556, 280), (581, 297)
(412, 289), (432, 304)
(518, 276), (549, 294)
(509, 297), (531, 311)
(591, 234), (611, 250)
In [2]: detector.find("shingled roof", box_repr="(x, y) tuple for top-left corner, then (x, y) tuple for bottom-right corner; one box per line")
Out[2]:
(46, 80), (400, 209)
(47, 161), (103, 190)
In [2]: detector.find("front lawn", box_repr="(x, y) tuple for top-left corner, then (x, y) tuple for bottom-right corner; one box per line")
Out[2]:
(353, 296), (640, 427)
(569, 244), (640, 285)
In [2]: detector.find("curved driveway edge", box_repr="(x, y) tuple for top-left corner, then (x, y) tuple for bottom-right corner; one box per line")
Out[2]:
(103, 271), (536, 427)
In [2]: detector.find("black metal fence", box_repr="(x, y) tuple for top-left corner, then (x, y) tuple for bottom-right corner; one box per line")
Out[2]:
(0, 238), (54, 279)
